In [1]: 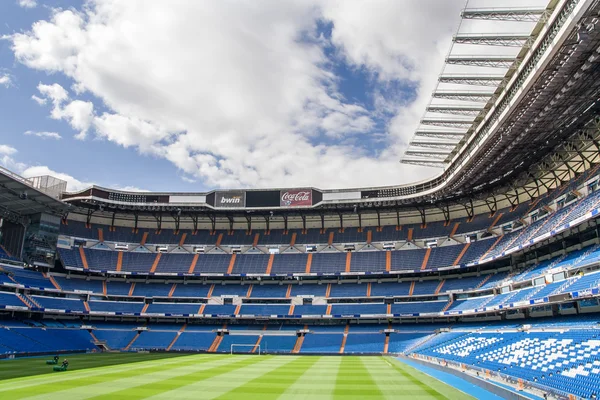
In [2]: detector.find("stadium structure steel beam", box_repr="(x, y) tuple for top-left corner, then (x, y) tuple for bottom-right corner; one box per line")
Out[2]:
(409, 140), (460, 150)
(426, 106), (484, 116)
(172, 212), (180, 233)
(85, 209), (94, 228)
(461, 7), (550, 22)
(154, 213), (162, 232)
(404, 150), (450, 160)
(417, 207), (426, 226)
(420, 118), (474, 128)
(190, 214), (198, 233)
(413, 130), (466, 140)
(445, 55), (518, 68)
(453, 33), (534, 47)
(133, 213), (139, 233)
(227, 215), (234, 233)
(439, 204), (450, 225)
(245, 214), (251, 232)
(438, 74), (506, 86)
(400, 158), (446, 168)
(433, 90), (495, 102)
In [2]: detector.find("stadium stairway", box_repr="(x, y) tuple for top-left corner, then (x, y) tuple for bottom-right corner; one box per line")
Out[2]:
(339, 324), (350, 354)
(208, 335), (223, 353)
(45, 273), (62, 290)
(292, 335), (304, 354)
(16, 293), (32, 308)
(251, 335), (262, 354)
(79, 246), (89, 270)
(24, 294), (41, 308)
(166, 324), (186, 351)
(475, 274), (492, 289)
(124, 331), (141, 351)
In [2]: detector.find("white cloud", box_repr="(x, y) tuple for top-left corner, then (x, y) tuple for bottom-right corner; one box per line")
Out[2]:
(37, 82), (68, 107)
(0, 145), (18, 155)
(34, 82), (95, 139)
(181, 176), (197, 184)
(31, 94), (46, 105)
(0, 74), (11, 87)
(9, 1), (475, 189)
(17, 0), (37, 8)
(24, 130), (62, 140)
(60, 100), (94, 139)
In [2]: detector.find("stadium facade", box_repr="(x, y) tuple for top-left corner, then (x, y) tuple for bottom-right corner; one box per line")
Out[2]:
(2, 0), (600, 398)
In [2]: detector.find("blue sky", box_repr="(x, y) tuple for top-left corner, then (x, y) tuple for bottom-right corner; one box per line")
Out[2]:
(0, 0), (465, 192)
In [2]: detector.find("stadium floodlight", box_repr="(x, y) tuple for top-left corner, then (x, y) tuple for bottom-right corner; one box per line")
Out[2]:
(231, 344), (260, 355)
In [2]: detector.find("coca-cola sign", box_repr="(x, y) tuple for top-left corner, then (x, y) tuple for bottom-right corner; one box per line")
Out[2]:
(280, 190), (312, 207)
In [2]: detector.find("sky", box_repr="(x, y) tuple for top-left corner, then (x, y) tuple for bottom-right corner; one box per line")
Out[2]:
(0, 0), (547, 193)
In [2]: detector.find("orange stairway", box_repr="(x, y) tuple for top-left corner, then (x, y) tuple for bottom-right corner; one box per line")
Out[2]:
(420, 248), (431, 270)
(453, 243), (470, 265)
(79, 246), (89, 270)
(208, 335), (223, 353)
(167, 324), (187, 351)
(339, 324), (349, 354)
(383, 335), (390, 354)
(124, 332), (141, 351)
(188, 254), (199, 274)
(292, 336), (304, 354)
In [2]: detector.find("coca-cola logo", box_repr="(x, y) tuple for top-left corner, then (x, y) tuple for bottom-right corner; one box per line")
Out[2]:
(280, 189), (312, 207)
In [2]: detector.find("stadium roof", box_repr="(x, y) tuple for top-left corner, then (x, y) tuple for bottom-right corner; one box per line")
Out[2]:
(401, 0), (559, 168)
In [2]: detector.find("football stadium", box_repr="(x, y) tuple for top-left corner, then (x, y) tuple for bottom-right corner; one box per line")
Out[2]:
(2, 0), (600, 399)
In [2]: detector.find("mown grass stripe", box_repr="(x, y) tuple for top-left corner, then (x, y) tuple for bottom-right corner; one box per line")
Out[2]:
(278, 355), (341, 399)
(334, 356), (384, 399)
(3, 355), (216, 400)
(145, 355), (297, 400)
(214, 356), (320, 399)
(388, 358), (465, 400)
(361, 357), (439, 399)
(0, 353), (189, 383)
(86, 354), (266, 400)
(0, 354), (203, 394)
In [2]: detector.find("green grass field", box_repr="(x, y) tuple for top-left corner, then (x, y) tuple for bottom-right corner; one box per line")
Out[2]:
(0, 353), (474, 399)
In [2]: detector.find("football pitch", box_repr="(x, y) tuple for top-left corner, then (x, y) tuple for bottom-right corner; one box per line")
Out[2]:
(0, 353), (474, 399)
